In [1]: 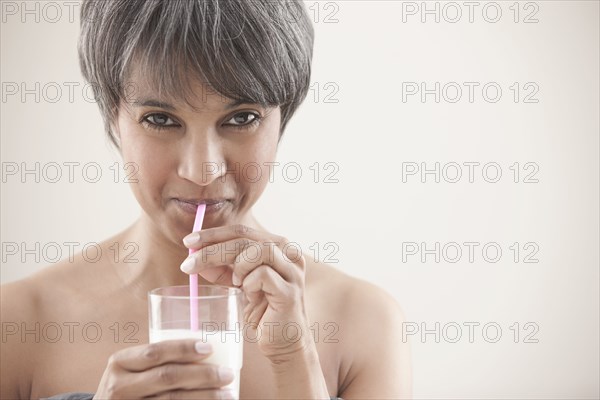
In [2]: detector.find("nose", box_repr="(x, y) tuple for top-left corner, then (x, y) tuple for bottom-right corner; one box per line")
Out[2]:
(177, 128), (226, 186)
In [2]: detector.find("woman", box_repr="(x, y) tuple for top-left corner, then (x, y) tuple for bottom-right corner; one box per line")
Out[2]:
(1, 0), (411, 399)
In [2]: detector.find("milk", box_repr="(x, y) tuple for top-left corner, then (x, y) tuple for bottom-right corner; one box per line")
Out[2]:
(149, 329), (243, 397)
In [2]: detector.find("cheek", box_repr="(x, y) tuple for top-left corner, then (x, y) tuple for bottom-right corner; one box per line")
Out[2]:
(234, 127), (279, 191)
(125, 139), (170, 171)
(119, 129), (175, 204)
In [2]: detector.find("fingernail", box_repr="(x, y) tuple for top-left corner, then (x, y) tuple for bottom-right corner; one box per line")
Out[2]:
(183, 232), (200, 246)
(180, 257), (195, 273)
(218, 366), (234, 381)
(232, 274), (240, 286)
(195, 341), (212, 354)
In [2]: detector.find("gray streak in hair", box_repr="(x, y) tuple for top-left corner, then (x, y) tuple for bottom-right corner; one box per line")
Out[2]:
(77, 0), (314, 148)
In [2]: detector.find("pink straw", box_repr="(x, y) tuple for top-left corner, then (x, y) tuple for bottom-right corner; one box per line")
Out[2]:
(189, 204), (206, 331)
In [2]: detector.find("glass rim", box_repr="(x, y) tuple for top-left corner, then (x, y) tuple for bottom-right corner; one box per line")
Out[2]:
(148, 284), (243, 300)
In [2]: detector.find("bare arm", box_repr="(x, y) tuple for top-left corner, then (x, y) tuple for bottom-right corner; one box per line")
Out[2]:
(1, 280), (36, 400)
(338, 282), (412, 399)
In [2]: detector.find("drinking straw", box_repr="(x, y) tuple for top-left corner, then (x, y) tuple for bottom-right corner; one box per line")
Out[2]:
(189, 204), (206, 331)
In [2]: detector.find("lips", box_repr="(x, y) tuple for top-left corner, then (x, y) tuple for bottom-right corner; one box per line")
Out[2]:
(172, 197), (232, 215)
(177, 198), (229, 205)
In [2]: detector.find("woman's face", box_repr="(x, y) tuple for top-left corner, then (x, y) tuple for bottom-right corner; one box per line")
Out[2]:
(113, 70), (281, 245)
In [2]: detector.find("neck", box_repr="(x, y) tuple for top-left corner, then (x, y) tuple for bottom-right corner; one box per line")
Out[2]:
(110, 209), (266, 298)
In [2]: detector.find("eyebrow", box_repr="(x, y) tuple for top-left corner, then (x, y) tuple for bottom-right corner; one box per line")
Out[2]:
(132, 98), (248, 111)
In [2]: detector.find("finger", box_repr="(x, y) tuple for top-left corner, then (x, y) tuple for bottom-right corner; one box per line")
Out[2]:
(183, 224), (289, 253)
(180, 238), (252, 275)
(127, 362), (234, 396)
(244, 295), (268, 328)
(233, 244), (303, 287)
(146, 388), (235, 400)
(242, 265), (297, 305)
(112, 339), (212, 372)
(198, 264), (234, 285)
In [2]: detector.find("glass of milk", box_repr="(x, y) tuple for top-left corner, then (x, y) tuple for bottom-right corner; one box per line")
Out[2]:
(148, 285), (244, 399)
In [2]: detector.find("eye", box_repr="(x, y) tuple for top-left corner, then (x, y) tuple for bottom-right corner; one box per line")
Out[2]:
(141, 113), (180, 131)
(224, 111), (262, 130)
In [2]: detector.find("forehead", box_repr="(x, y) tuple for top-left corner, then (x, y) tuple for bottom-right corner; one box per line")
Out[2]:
(123, 63), (239, 112)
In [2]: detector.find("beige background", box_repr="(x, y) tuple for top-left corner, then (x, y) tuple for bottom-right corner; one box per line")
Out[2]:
(1, 1), (599, 398)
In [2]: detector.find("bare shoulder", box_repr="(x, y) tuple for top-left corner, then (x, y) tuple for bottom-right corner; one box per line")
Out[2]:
(0, 277), (41, 328)
(0, 277), (41, 399)
(305, 259), (407, 348)
(11, 235), (122, 302)
(0, 249), (117, 399)
(0, 251), (108, 351)
(306, 260), (412, 398)
(306, 259), (405, 317)
(0, 261), (78, 342)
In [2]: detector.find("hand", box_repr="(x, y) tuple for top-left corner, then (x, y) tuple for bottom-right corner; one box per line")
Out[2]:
(94, 339), (235, 399)
(181, 224), (310, 361)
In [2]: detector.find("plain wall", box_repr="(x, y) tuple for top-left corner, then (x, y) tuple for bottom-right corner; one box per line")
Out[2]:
(1, 1), (599, 398)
